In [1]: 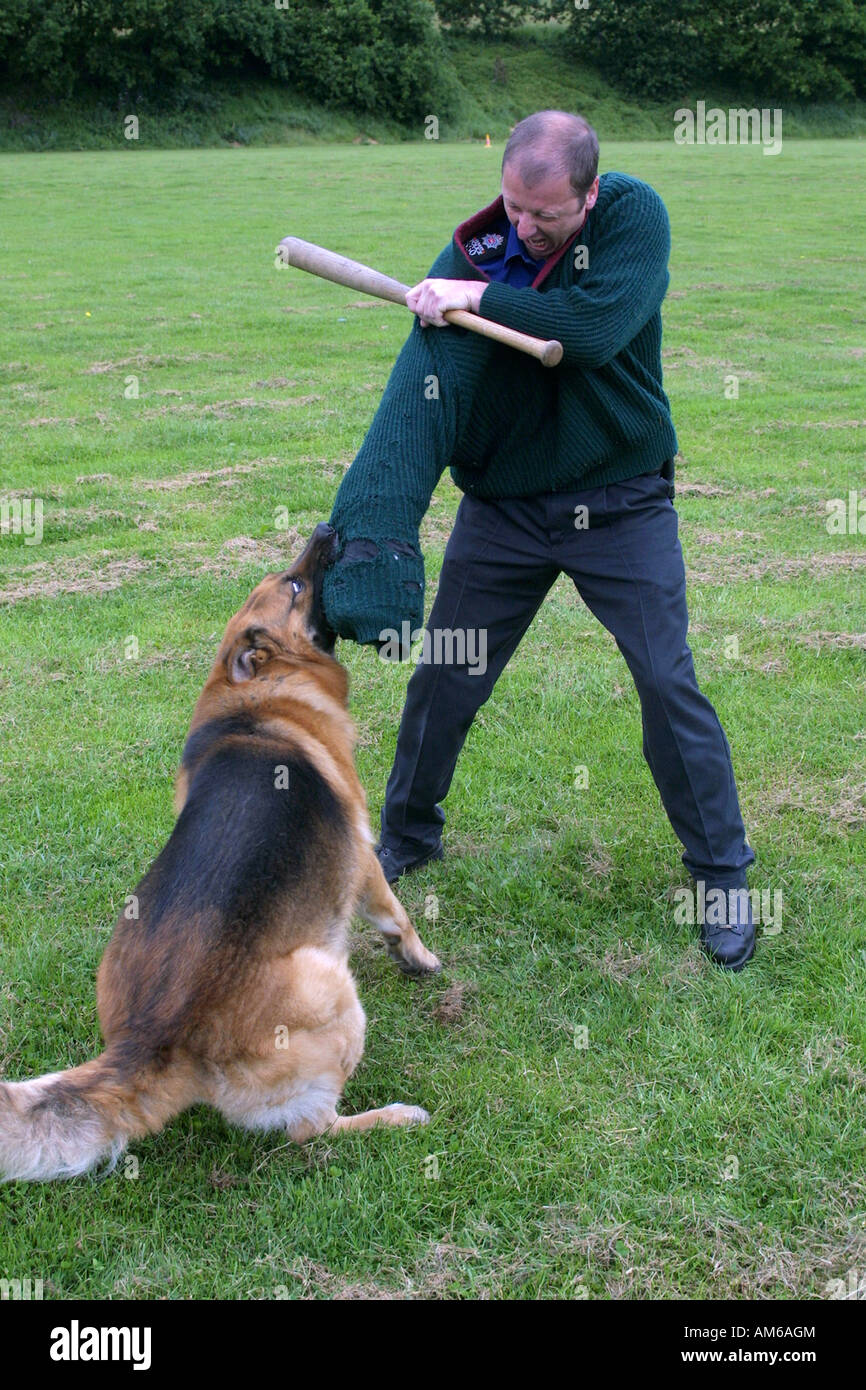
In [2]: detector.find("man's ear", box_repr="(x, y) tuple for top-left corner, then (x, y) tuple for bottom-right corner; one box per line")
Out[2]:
(226, 630), (270, 683)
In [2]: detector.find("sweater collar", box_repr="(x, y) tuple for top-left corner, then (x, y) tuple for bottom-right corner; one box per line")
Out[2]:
(454, 194), (588, 288)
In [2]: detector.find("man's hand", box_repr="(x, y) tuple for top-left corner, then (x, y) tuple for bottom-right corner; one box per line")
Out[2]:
(405, 278), (486, 327)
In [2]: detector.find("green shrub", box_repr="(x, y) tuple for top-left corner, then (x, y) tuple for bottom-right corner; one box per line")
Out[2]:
(0, 0), (456, 122)
(561, 0), (866, 102)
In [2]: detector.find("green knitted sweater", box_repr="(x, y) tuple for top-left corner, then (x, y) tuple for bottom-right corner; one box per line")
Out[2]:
(324, 171), (678, 646)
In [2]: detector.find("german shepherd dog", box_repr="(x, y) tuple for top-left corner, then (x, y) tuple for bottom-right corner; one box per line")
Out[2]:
(0, 524), (440, 1182)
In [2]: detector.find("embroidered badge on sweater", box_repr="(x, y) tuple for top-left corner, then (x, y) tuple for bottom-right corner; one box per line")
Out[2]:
(466, 232), (505, 257)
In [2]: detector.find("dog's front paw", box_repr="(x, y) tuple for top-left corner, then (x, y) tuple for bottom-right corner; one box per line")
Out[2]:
(384, 937), (442, 978)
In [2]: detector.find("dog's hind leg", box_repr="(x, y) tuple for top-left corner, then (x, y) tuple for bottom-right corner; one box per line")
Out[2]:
(329, 1103), (429, 1134)
(207, 947), (432, 1150)
(355, 853), (441, 977)
(286, 1101), (429, 1143)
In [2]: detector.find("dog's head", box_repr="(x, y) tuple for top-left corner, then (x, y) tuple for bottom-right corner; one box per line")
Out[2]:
(220, 524), (340, 684)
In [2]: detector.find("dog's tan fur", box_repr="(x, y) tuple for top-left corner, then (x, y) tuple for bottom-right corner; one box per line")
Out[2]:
(0, 525), (440, 1182)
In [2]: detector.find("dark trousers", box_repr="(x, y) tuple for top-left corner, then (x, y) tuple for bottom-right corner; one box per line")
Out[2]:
(380, 469), (755, 889)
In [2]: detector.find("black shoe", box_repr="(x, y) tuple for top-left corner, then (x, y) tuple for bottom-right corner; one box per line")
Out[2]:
(698, 883), (756, 972)
(375, 842), (443, 884)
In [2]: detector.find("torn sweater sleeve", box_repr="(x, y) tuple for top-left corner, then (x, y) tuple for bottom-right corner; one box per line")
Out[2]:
(323, 315), (464, 647)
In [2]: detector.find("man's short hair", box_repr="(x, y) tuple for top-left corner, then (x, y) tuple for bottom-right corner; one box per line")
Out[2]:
(502, 110), (599, 201)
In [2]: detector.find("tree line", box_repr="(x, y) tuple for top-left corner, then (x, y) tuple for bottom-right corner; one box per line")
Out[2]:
(1, 0), (863, 116)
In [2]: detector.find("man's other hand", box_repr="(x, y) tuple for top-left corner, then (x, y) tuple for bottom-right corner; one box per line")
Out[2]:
(406, 278), (486, 327)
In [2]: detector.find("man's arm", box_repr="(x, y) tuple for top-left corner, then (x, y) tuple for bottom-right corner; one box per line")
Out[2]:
(408, 185), (671, 369)
(322, 237), (500, 648)
(323, 318), (462, 647)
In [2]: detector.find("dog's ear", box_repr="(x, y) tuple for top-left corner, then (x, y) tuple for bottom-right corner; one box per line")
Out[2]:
(226, 628), (272, 684)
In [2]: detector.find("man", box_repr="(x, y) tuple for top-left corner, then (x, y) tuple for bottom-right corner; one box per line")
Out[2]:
(323, 110), (756, 971)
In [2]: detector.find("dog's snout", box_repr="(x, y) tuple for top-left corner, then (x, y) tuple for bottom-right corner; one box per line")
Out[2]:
(313, 523), (339, 567)
(291, 523), (339, 581)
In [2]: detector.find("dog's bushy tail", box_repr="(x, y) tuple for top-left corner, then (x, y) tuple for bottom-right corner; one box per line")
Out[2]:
(0, 1047), (195, 1182)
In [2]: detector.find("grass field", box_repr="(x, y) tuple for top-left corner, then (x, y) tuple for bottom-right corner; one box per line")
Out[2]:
(0, 139), (864, 1301)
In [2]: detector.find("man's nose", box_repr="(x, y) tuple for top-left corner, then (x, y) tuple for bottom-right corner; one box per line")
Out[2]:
(516, 215), (537, 240)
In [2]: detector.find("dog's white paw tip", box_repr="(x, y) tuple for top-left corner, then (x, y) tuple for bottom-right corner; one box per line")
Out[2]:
(385, 1103), (430, 1126)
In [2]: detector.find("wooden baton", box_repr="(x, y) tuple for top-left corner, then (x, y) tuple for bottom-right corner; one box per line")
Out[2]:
(276, 235), (563, 368)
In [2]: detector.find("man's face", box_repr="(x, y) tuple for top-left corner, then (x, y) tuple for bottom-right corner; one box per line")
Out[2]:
(501, 164), (598, 260)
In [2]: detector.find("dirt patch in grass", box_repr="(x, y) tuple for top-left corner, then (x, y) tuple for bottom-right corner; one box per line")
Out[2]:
(744, 655), (789, 676)
(189, 534), (299, 575)
(274, 1233), (487, 1300)
(755, 418), (866, 433)
(727, 1223), (866, 1300)
(797, 631), (866, 650)
(583, 837), (614, 882)
(208, 1167), (246, 1191)
(0, 553), (148, 604)
(675, 482), (781, 500)
(687, 549), (866, 586)
(599, 942), (656, 982)
(662, 345), (761, 377)
(266, 1256), (401, 1300)
(756, 774), (866, 832)
(689, 527), (764, 546)
(540, 1211), (633, 1265)
(140, 396), (321, 420)
(137, 458), (284, 491)
(0, 484), (66, 499)
(432, 981), (468, 1025)
(24, 415), (80, 428)
(675, 483), (783, 500)
(53, 505), (128, 527)
(540, 1204), (866, 1298)
(675, 481), (730, 497)
(85, 352), (231, 374)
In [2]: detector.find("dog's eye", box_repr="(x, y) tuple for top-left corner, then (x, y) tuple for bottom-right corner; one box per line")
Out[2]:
(290, 578), (304, 594)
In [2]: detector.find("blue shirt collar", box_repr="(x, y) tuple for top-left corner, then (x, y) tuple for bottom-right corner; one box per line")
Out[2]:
(504, 221), (545, 269)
